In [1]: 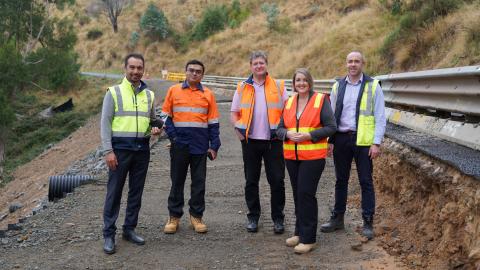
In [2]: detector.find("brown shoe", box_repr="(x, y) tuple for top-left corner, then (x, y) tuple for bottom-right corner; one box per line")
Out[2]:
(164, 216), (180, 234)
(190, 215), (208, 233)
(294, 243), (316, 254)
(286, 236), (300, 247)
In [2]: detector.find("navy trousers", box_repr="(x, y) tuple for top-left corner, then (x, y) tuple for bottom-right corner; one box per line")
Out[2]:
(286, 159), (325, 244)
(167, 143), (207, 218)
(241, 139), (285, 222)
(333, 132), (375, 218)
(103, 149), (150, 238)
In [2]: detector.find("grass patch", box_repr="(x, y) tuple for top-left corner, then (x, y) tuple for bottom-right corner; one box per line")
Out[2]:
(0, 77), (115, 187)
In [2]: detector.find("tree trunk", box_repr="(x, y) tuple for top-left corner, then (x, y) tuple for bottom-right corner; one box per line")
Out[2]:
(113, 20), (118, 33)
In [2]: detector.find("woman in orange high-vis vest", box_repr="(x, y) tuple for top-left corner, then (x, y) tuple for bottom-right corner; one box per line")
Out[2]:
(277, 68), (336, 254)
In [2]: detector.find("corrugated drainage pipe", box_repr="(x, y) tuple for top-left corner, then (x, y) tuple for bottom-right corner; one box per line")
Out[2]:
(48, 175), (94, 201)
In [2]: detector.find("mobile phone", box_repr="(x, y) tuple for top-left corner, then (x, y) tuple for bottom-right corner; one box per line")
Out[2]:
(207, 152), (213, 160)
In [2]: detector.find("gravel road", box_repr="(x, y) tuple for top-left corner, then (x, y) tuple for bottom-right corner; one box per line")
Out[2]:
(0, 103), (403, 270)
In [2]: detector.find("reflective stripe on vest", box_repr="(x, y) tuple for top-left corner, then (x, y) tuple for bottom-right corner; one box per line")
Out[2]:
(332, 79), (378, 146)
(169, 85), (212, 129)
(283, 93), (328, 160)
(357, 80), (378, 146)
(234, 77), (284, 139)
(110, 84), (153, 138)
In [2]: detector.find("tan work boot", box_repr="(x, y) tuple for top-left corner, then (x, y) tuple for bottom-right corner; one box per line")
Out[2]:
(286, 236), (300, 247)
(294, 243), (316, 254)
(190, 215), (208, 233)
(164, 217), (180, 234)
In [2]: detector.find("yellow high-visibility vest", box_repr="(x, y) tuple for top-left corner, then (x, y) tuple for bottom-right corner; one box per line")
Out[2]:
(332, 79), (379, 146)
(109, 77), (154, 139)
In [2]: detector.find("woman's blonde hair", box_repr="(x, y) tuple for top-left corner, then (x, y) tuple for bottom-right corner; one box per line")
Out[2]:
(292, 68), (314, 93)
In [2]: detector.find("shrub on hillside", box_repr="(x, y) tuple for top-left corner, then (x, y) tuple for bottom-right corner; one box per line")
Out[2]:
(261, 3), (290, 33)
(380, 0), (465, 59)
(129, 31), (140, 48)
(191, 5), (228, 41)
(27, 48), (80, 90)
(140, 3), (170, 40)
(261, 3), (279, 30)
(78, 14), (91, 26)
(87, 29), (103, 40)
(228, 0), (250, 28)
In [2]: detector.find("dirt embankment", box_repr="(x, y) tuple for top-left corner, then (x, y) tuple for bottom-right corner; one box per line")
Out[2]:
(372, 138), (480, 269)
(0, 116), (101, 230)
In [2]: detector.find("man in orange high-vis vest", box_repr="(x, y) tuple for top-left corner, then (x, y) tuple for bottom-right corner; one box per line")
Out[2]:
(230, 51), (289, 234)
(161, 59), (220, 234)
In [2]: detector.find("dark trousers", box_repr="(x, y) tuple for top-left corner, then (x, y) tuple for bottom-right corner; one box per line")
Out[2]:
(103, 149), (150, 238)
(333, 132), (375, 218)
(241, 139), (285, 222)
(286, 159), (325, 244)
(168, 144), (207, 218)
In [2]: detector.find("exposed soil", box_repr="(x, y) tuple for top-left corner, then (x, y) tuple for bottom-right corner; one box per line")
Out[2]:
(0, 116), (101, 230)
(373, 139), (480, 270)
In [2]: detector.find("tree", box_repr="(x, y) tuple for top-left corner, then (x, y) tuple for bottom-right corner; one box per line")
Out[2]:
(140, 4), (170, 40)
(101, 0), (129, 33)
(0, 0), (79, 134)
(191, 5), (228, 41)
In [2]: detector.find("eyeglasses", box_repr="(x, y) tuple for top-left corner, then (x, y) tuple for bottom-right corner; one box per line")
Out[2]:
(187, 68), (203, 75)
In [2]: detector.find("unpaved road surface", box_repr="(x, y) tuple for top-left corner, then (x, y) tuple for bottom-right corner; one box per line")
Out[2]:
(0, 103), (404, 269)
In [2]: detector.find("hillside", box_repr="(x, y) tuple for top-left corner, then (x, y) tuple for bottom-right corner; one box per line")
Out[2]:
(63, 0), (480, 78)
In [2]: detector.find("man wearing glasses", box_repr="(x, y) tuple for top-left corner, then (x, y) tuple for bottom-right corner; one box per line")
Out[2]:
(161, 59), (221, 234)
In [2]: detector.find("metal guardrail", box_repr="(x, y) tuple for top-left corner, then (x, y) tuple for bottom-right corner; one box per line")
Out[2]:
(377, 66), (480, 118)
(202, 75), (335, 93)
(81, 67), (480, 150)
(204, 65), (480, 119)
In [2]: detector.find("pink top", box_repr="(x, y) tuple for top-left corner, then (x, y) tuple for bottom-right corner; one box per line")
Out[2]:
(231, 81), (289, 140)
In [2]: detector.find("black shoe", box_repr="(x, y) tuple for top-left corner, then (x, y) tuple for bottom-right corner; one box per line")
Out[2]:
(320, 212), (345, 233)
(362, 216), (374, 240)
(122, 230), (145, 245)
(103, 237), (115, 254)
(273, 220), (284, 234)
(246, 218), (258, 233)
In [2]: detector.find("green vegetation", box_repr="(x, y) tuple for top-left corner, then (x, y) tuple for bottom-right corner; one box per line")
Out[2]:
(87, 29), (103, 40)
(261, 2), (291, 33)
(129, 31), (140, 48)
(0, 0), (82, 184)
(0, 77), (108, 187)
(174, 0), (250, 51)
(191, 5), (229, 41)
(140, 3), (171, 40)
(379, 0), (465, 58)
(227, 0), (250, 28)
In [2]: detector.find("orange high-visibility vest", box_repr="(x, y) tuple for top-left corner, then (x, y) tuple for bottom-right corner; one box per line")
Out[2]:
(162, 83), (219, 129)
(283, 93), (328, 160)
(234, 75), (284, 140)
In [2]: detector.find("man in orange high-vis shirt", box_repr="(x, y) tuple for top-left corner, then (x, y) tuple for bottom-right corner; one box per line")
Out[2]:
(161, 59), (220, 234)
(230, 51), (289, 234)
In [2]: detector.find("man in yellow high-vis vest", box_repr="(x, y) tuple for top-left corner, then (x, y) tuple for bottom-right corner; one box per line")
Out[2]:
(320, 51), (386, 240)
(100, 53), (162, 254)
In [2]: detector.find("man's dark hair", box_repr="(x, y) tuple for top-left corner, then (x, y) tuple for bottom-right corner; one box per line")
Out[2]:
(185, 59), (205, 74)
(124, 53), (145, 67)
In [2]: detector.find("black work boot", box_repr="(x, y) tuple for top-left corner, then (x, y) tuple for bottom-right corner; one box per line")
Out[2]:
(362, 216), (374, 240)
(320, 212), (344, 233)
